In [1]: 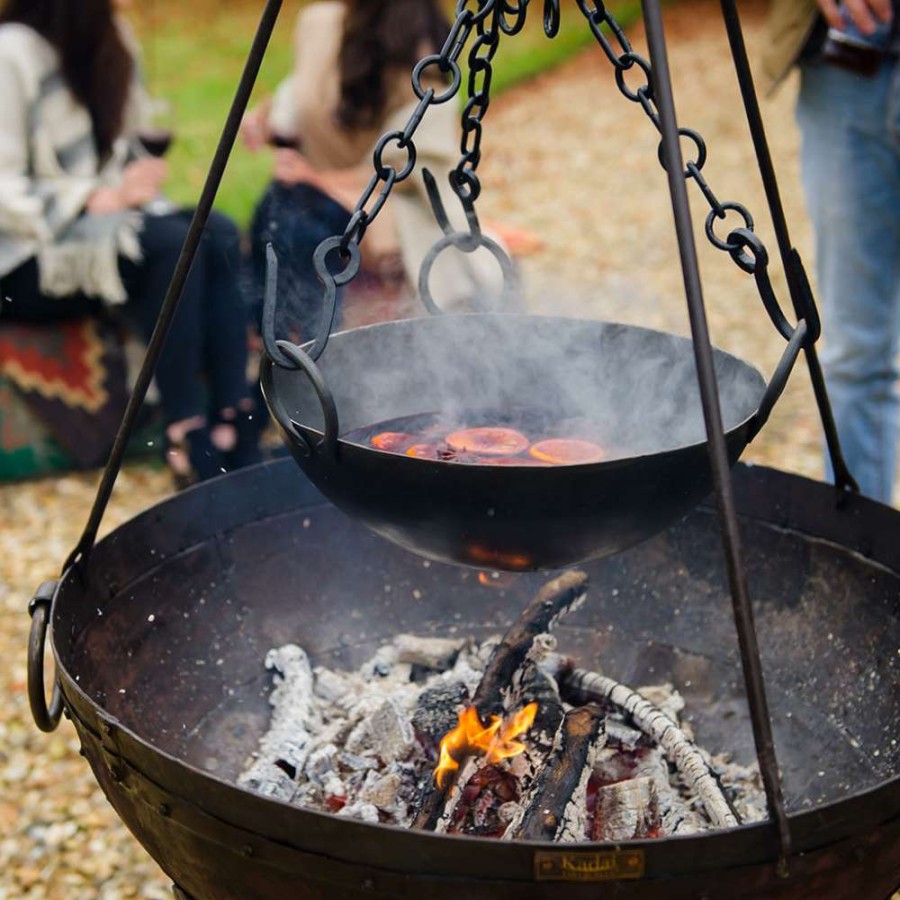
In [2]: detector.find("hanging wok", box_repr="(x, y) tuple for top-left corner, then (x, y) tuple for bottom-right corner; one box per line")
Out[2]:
(261, 314), (771, 570)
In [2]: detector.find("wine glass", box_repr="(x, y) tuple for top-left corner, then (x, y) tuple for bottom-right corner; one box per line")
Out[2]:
(138, 97), (175, 157)
(137, 98), (176, 214)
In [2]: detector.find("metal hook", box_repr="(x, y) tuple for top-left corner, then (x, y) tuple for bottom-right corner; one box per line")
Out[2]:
(261, 243), (295, 369)
(423, 167), (483, 246)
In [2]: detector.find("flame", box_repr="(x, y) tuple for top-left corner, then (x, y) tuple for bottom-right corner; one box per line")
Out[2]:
(467, 544), (532, 571)
(477, 570), (519, 589)
(434, 702), (538, 788)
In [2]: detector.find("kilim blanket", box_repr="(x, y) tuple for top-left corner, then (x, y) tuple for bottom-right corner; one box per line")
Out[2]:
(0, 316), (128, 470)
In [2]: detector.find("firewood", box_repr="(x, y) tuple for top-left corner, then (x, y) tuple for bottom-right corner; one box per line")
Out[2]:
(473, 570), (588, 720)
(592, 775), (661, 841)
(560, 668), (739, 829)
(411, 571), (589, 831)
(506, 704), (607, 842)
(514, 662), (565, 758)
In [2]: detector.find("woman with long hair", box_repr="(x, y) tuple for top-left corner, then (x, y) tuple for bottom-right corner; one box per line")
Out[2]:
(0, 0), (260, 487)
(243, 0), (504, 342)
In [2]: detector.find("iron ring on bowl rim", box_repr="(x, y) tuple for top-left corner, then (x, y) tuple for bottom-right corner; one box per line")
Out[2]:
(28, 579), (63, 733)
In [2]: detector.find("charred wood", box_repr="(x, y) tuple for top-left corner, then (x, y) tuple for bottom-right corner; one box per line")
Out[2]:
(507, 704), (606, 842)
(473, 570), (588, 721)
(411, 680), (470, 746)
(560, 668), (739, 829)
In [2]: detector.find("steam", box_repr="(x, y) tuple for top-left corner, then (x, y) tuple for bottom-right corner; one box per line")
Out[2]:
(273, 311), (765, 456)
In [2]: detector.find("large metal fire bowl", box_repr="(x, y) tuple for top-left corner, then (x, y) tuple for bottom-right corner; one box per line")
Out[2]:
(48, 461), (899, 899)
(261, 315), (767, 570)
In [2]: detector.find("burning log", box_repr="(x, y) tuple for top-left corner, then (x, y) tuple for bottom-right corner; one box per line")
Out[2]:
(560, 668), (739, 829)
(412, 571), (589, 831)
(506, 704), (607, 841)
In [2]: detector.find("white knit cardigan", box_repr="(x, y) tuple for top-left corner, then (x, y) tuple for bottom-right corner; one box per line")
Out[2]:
(0, 22), (149, 304)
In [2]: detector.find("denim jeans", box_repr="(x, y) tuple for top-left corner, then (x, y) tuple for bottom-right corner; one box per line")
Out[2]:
(797, 58), (900, 503)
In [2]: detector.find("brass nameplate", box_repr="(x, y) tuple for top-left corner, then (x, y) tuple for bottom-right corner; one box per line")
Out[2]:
(534, 849), (646, 882)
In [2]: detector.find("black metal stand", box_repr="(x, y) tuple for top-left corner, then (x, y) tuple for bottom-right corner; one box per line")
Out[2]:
(640, 0), (791, 867)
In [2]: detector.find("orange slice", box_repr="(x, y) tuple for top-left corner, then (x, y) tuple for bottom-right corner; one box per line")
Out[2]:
(529, 438), (606, 465)
(445, 427), (530, 457)
(406, 443), (443, 460)
(371, 432), (414, 453)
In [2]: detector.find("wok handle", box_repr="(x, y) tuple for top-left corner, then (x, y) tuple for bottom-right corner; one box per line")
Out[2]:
(266, 341), (339, 461)
(28, 580), (63, 733)
(747, 318), (808, 443)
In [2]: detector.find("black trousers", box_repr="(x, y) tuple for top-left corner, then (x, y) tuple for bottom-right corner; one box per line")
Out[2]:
(0, 210), (250, 425)
(249, 181), (352, 343)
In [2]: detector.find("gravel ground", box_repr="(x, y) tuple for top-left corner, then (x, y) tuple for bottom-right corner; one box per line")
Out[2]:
(2, 2), (897, 897)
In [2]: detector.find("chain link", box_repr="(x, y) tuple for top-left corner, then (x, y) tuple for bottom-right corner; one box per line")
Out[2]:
(335, 2), (501, 264)
(451, 4), (502, 204)
(576, 0), (807, 347)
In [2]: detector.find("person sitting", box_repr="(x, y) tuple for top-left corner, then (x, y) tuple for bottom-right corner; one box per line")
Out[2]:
(0, 0), (261, 488)
(242, 0), (507, 345)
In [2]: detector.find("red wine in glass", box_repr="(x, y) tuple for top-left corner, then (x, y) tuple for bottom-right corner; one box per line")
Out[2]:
(138, 128), (173, 158)
(268, 132), (301, 151)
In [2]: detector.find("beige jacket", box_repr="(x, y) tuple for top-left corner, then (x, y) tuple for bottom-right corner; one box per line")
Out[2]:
(268, 1), (505, 311)
(0, 21), (150, 302)
(761, 0), (821, 92)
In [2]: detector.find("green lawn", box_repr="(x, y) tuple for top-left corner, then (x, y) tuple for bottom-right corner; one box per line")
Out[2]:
(134, 0), (640, 227)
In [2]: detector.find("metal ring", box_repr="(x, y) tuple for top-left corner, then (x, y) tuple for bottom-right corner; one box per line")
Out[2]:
(457, 0), (497, 26)
(705, 202), (754, 252)
(273, 341), (339, 460)
(28, 580), (63, 733)
(373, 131), (417, 182)
(499, 0), (529, 34)
(418, 231), (517, 315)
(657, 127), (707, 175)
(314, 236), (362, 288)
(412, 56), (462, 104)
(615, 53), (652, 102)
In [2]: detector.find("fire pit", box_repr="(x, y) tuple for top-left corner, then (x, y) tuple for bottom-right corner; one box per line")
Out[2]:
(23, 0), (900, 896)
(40, 460), (900, 899)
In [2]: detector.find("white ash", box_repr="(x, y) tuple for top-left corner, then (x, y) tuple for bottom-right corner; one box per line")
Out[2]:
(239, 635), (766, 839)
(593, 776), (660, 841)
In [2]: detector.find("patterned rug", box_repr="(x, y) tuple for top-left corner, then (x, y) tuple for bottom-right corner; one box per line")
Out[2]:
(0, 316), (129, 476)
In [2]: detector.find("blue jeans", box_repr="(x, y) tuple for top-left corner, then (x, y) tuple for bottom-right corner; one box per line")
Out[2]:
(797, 59), (900, 503)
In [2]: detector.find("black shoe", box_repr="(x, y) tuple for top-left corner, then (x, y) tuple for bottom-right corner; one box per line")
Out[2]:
(220, 408), (263, 472)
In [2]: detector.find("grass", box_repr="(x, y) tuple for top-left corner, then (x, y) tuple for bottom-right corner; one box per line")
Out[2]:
(133, 0), (642, 227)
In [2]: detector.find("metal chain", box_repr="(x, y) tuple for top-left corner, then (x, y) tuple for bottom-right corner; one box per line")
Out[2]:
(452, 3), (503, 204)
(575, 0), (809, 348)
(269, 0), (514, 369)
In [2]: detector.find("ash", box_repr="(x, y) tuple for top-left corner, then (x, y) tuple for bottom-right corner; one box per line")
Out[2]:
(238, 635), (766, 839)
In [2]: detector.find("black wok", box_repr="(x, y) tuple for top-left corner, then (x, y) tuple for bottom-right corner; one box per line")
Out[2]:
(261, 314), (768, 570)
